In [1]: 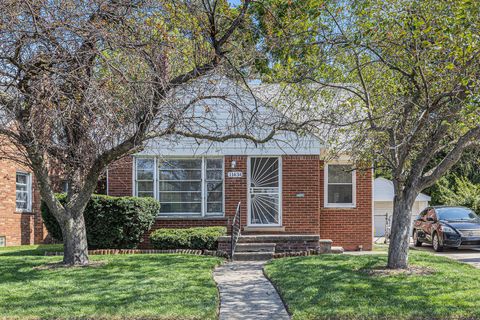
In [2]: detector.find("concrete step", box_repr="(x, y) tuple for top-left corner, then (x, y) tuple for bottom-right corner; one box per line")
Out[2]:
(233, 251), (274, 261)
(331, 246), (344, 254)
(235, 243), (276, 252)
(236, 234), (320, 243)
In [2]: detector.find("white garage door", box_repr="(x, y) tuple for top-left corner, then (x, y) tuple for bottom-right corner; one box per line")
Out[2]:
(374, 202), (392, 237)
(374, 201), (429, 237)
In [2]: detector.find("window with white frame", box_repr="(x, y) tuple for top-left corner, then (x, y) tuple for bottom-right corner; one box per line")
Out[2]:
(325, 164), (355, 207)
(16, 172), (32, 211)
(0, 236), (5, 247)
(136, 159), (155, 198)
(135, 157), (224, 216)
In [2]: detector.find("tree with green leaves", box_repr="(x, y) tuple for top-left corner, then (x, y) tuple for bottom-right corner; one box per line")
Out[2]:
(255, 0), (480, 268)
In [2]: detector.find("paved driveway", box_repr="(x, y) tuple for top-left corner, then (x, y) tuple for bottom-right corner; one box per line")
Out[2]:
(411, 246), (480, 268)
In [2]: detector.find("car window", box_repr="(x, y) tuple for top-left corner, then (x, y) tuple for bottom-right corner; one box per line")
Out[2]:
(426, 209), (436, 221)
(437, 207), (478, 221)
(416, 208), (429, 220)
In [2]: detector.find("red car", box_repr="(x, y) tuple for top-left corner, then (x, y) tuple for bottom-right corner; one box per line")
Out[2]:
(412, 206), (480, 252)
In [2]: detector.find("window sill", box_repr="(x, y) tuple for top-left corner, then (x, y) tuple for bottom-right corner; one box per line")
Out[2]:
(15, 210), (34, 214)
(324, 204), (357, 209)
(155, 215), (227, 221)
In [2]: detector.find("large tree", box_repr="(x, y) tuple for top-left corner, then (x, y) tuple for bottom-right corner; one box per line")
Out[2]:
(0, 0), (294, 266)
(255, 0), (480, 268)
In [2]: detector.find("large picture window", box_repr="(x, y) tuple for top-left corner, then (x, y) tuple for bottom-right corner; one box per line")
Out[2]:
(135, 157), (224, 216)
(159, 159), (203, 214)
(16, 172), (32, 212)
(325, 164), (355, 207)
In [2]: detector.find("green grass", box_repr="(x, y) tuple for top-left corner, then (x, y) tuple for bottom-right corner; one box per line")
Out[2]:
(265, 252), (480, 320)
(372, 243), (389, 252)
(0, 245), (223, 319)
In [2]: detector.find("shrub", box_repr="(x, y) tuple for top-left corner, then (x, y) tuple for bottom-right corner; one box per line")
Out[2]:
(41, 194), (160, 249)
(437, 176), (480, 214)
(149, 227), (227, 250)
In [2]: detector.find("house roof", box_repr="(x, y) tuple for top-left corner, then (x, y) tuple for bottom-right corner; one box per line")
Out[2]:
(138, 74), (323, 157)
(374, 177), (431, 202)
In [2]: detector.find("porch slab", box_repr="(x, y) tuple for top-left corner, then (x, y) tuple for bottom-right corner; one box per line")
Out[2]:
(243, 226), (286, 232)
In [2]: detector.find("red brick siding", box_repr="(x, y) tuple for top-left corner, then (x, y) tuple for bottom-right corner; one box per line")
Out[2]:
(107, 155), (373, 251)
(0, 159), (46, 246)
(282, 156), (320, 234)
(319, 162), (373, 250)
(107, 156), (133, 196)
(224, 156), (248, 228)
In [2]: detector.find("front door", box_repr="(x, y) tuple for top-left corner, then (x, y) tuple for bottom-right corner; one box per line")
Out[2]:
(248, 157), (281, 226)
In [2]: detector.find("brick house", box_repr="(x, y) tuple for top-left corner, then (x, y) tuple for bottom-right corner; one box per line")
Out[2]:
(106, 78), (374, 251)
(0, 77), (373, 251)
(0, 157), (47, 247)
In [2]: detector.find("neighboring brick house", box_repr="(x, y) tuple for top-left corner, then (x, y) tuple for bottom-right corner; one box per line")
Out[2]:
(0, 157), (47, 247)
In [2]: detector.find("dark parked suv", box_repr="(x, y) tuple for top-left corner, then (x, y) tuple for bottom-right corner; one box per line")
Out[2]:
(413, 206), (480, 252)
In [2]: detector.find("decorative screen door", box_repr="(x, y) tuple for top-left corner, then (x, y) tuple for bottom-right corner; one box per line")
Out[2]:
(248, 157), (281, 225)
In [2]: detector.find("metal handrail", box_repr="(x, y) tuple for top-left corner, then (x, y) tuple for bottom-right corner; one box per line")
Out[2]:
(230, 201), (241, 260)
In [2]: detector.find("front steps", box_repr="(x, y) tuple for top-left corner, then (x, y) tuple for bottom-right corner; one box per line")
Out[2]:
(218, 234), (338, 261)
(233, 242), (276, 261)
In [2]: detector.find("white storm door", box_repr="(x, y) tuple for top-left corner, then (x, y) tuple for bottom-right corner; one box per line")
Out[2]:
(248, 157), (281, 226)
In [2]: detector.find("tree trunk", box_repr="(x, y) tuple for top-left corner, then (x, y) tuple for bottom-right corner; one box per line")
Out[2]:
(387, 194), (415, 269)
(61, 213), (89, 266)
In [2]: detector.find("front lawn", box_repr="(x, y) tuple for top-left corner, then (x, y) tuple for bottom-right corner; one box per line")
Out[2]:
(0, 245), (222, 319)
(265, 252), (480, 319)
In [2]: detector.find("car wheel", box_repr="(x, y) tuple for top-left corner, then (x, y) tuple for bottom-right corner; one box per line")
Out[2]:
(432, 233), (444, 252)
(413, 230), (422, 247)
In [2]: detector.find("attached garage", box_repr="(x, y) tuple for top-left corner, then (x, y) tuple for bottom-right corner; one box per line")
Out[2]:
(374, 177), (431, 237)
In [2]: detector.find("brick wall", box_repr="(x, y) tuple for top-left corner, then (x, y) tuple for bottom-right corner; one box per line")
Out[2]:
(282, 155), (320, 234)
(107, 155), (373, 251)
(319, 162), (373, 250)
(0, 159), (46, 246)
(224, 156), (248, 228)
(107, 156), (133, 197)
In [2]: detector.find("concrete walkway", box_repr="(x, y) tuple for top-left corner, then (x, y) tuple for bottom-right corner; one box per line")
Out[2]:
(213, 261), (290, 320)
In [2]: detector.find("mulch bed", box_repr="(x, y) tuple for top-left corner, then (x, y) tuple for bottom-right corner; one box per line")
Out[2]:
(44, 248), (229, 258)
(361, 265), (435, 276)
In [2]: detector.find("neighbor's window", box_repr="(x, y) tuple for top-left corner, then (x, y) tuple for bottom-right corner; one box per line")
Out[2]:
(135, 157), (224, 216)
(0, 236), (5, 247)
(16, 172), (32, 212)
(325, 164), (355, 207)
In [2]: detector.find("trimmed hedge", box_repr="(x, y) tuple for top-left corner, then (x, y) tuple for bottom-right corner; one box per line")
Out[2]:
(41, 194), (160, 249)
(149, 227), (227, 250)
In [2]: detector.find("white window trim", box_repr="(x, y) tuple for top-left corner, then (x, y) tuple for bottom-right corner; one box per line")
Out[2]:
(133, 156), (225, 217)
(16, 171), (32, 212)
(324, 162), (356, 208)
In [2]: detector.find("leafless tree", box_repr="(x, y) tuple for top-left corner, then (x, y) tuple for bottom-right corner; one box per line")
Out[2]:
(0, 0), (311, 265)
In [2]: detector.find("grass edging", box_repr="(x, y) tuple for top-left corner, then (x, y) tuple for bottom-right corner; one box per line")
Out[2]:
(262, 263), (293, 317)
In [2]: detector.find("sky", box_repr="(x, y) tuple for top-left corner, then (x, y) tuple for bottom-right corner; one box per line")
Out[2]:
(228, 0), (242, 7)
